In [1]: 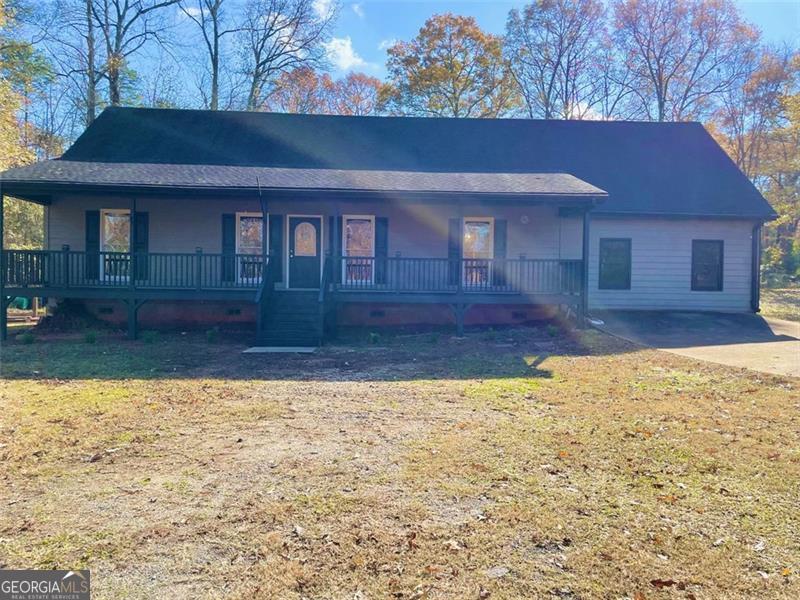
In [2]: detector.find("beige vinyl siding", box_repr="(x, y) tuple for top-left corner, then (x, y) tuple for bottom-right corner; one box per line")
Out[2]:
(47, 195), (567, 260)
(46, 195), (756, 313)
(588, 218), (753, 312)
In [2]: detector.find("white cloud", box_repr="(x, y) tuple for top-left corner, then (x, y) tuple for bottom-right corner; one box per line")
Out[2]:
(324, 36), (372, 71)
(377, 38), (397, 51)
(351, 3), (365, 19)
(178, 6), (203, 20)
(313, 0), (333, 18)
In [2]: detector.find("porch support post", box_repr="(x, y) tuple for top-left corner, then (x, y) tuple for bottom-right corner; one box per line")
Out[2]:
(329, 204), (341, 340)
(0, 183), (6, 342)
(256, 193), (269, 343)
(455, 202), (465, 336)
(578, 207), (591, 328)
(130, 197), (137, 290)
(125, 298), (146, 340)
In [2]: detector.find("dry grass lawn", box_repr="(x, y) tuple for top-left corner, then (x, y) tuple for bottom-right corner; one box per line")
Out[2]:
(0, 324), (798, 599)
(761, 288), (800, 322)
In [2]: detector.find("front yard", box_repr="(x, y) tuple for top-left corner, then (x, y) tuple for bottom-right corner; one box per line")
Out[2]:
(1, 326), (798, 599)
(761, 287), (800, 322)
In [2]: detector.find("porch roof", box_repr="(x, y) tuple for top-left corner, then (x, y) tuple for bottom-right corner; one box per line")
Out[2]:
(0, 160), (606, 201)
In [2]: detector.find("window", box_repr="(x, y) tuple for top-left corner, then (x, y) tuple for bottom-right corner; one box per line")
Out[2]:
(235, 212), (264, 282)
(101, 209), (130, 280)
(463, 217), (494, 287)
(692, 240), (724, 291)
(463, 218), (494, 259)
(598, 238), (631, 290)
(294, 222), (317, 256)
(343, 215), (375, 284)
(101, 209), (130, 252)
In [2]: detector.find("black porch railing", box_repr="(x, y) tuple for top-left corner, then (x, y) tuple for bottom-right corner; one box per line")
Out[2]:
(2, 249), (267, 290)
(3, 250), (583, 297)
(332, 256), (583, 295)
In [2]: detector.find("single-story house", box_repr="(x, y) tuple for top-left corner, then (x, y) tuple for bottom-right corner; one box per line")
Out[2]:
(0, 107), (776, 346)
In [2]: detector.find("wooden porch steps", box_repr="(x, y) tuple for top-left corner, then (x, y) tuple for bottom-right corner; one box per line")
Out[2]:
(260, 291), (322, 347)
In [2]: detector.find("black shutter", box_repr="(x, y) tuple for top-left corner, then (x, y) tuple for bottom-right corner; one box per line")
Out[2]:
(375, 217), (389, 285)
(269, 214), (283, 282)
(85, 210), (100, 280)
(447, 217), (461, 286)
(493, 219), (507, 286)
(221, 213), (236, 282)
(133, 212), (149, 280)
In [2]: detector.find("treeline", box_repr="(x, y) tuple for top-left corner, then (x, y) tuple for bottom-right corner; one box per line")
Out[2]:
(0, 0), (797, 279)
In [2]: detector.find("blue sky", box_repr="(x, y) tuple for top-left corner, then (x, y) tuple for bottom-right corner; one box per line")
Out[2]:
(322, 0), (800, 78)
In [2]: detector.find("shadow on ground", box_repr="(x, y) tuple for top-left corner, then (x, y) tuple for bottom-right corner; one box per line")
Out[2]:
(0, 322), (637, 382)
(593, 310), (799, 348)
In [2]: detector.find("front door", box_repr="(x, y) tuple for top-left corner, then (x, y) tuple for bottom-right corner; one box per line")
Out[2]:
(288, 216), (322, 288)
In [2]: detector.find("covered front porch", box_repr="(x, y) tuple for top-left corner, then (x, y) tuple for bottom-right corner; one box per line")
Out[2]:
(0, 165), (606, 343)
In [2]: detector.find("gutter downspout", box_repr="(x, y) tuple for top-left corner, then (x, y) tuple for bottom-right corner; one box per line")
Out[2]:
(751, 221), (762, 313)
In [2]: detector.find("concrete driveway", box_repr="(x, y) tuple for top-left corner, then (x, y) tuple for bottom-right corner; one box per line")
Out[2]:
(593, 311), (800, 378)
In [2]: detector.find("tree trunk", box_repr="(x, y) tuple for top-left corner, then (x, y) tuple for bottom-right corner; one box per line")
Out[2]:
(86, 0), (96, 125)
(109, 62), (121, 105)
(247, 78), (260, 111)
(211, 34), (219, 110)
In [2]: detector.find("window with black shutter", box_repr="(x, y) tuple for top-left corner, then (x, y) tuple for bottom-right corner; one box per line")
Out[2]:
(691, 240), (723, 291)
(598, 238), (631, 290)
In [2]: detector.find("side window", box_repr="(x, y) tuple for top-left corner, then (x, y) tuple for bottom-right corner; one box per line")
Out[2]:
(598, 238), (631, 290)
(692, 240), (724, 291)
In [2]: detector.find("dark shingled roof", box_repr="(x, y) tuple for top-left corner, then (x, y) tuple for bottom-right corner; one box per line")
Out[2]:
(1, 106), (775, 218)
(0, 161), (604, 197)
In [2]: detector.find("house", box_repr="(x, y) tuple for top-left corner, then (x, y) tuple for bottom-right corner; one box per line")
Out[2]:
(0, 107), (776, 346)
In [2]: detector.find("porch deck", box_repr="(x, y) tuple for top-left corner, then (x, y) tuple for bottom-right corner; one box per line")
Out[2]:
(2, 250), (584, 303)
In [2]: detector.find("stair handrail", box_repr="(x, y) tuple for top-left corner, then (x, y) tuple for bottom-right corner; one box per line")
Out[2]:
(255, 254), (274, 304)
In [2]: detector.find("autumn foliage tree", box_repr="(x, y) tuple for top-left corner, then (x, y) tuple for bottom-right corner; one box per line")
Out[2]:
(1, 0), (43, 248)
(264, 67), (382, 116)
(382, 13), (518, 118)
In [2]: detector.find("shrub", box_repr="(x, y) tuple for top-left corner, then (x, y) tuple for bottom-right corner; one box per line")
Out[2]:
(84, 330), (98, 344)
(141, 331), (158, 344)
(368, 331), (381, 345)
(206, 328), (219, 343)
(17, 331), (34, 344)
(546, 324), (560, 338)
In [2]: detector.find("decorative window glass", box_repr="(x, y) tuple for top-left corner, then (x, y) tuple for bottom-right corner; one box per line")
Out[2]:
(598, 238), (632, 290)
(692, 240), (724, 291)
(345, 217), (374, 257)
(463, 218), (493, 259)
(100, 209), (131, 281)
(294, 222), (317, 256)
(344, 216), (375, 284)
(101, 210), (130, 253)
(237, 214), (263, 255)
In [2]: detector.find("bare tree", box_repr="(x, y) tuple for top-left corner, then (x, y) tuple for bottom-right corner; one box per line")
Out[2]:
(42, 0), (104, 127)
(90, 0), (181, 106)
(712, 45), (796, 178)
(238, 0), (335, 110)
(613, 0), (759, 122)
(505, 0), (605, 119)
(179, 0), (239, 110)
